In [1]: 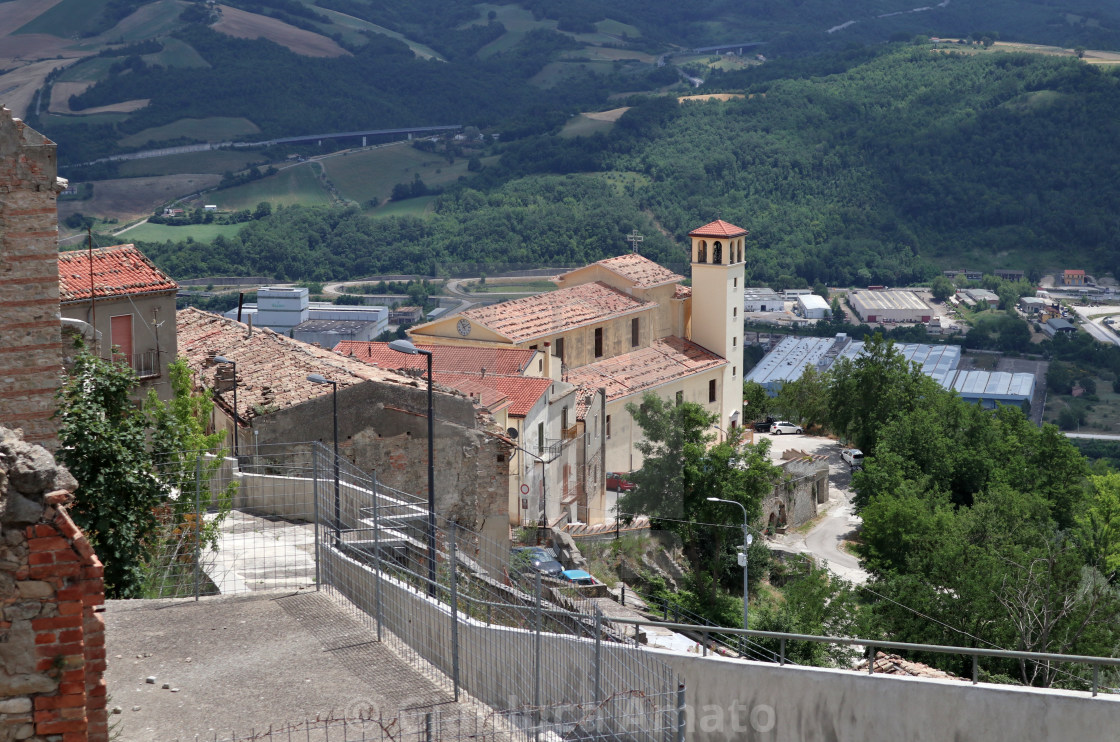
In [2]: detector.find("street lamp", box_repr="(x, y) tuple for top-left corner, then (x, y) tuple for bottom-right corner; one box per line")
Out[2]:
(389, 338), (437, 594)
(307, 373), (340, 545)
(213, 356), (238, 457)
(707, 497), (753, 634)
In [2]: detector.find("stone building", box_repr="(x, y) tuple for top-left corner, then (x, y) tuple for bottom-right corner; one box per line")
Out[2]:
(0, 109), (67, 449)
(0, 427), (108, 742)
(761, 450), (829, 532)
(408, 220), (748, 474)
(177, 308), (513, 544)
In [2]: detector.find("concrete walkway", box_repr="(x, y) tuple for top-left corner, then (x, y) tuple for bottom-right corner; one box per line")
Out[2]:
(200, 510), (318, 594)
(105, 590), (459, 741)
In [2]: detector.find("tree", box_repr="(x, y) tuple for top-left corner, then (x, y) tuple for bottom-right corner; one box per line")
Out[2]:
(930, 275), (954, 302)
(56, 347), (168, 597)
(774, 365), (830, 431)
(742, 381), (771, 422)
(618, 393), (779, 604)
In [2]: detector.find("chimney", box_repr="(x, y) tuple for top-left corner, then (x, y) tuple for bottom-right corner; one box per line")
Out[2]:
(481, 367), (486, 378)
(247, 314), (253, 338)
(542, 342), (551, 379)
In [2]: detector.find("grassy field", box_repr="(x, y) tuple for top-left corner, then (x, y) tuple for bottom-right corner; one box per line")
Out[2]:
(117, 150), (266, 177)
(41, 111), (130, 128)
(146, 37), (210, 69)
(206, 164), (331, 210)
(95, 0), (185, 43)
(118, 222), (247, 244)
(565, 46), (656, 63)
(56, 173), (223, 222)
(531, 60), (615, 87)
(370, 195), (437, 217)
(322, 144), (488, 205)
(308, 3), (442, 59)
(1044, 376), (1120, 434)
(559, 114), (618, 138)
(14, 0), (109, 36)
(119, 117), (261, 147)
(57, 57), (115, 83)
(594, 19), (641, 38)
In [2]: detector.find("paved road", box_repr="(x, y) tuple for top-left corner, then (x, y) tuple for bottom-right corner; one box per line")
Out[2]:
(760, 433), (868, 584)
(1065, 432), (1120, 441)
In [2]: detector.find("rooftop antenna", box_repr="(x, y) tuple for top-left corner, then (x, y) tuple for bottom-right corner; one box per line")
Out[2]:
(87, 226), (96, 332)
(626, 229), (644, 254)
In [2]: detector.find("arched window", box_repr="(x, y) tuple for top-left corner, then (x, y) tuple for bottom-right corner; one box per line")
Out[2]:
(713, 241), (723, 265)
(697, 240), (707, 263)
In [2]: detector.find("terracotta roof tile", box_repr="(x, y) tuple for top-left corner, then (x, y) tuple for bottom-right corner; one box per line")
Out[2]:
(589, 254), (684, 288)
(688, 219), (748, 238)
(433, 373), (552, 417)
(457, 282), (651, 343)
(335, 341), (537, 376)
(176, 307), (415, 422)
(673, 285), (692, 299)
(574, 386), (597, 421)
(59, 244), (177, 302)
(565, 337), (725, 402)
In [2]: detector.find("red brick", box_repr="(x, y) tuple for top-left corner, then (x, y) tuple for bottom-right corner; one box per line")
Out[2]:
(58, 629), (82, 642)
(56, 587), (81, 601)
(87, 680), (106, 697)
(28, 552), (53, 565)
(65, 732), (88, 742)
(59, 681), (84, 694)
(29, 536), (69, 552)
(59, 705), (86, 721)
(61, 669), (84, 682)
(32, 616), (81, 631)
(37, 719), (86, 734)
(81, 593), (105, 607)
(34, 710), (56, 723)
(86, 659), (106, 673)
(86, 695), (106, 710)
(81, 565), (103, 579)
(86, 646), (105, 660)
(57, 601), (82, 616)
(32, 562), (80, 578)
(35, 632), (56, 644)
(34, 525), (56, 538)
(35, 694), (85, 710)
(84, 633), (104, 648)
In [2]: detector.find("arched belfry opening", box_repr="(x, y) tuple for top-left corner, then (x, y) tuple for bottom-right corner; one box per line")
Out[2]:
(713, 241), (722, 265)
(698, 240), (707, 263)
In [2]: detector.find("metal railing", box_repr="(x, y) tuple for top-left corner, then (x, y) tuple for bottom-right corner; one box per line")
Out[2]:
(606, 617), (1120, 697)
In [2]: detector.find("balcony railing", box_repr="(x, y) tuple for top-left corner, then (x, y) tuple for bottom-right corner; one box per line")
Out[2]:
(113, 349), (161, 379)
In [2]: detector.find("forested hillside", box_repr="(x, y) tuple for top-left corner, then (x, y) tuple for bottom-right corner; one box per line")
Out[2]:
(134, 47), (1120, 285)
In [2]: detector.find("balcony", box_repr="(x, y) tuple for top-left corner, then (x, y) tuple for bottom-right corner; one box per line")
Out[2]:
(113, 349), (161, 379)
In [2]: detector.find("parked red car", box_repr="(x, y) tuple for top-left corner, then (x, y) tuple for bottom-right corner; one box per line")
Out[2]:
(606, 473), (635, 492)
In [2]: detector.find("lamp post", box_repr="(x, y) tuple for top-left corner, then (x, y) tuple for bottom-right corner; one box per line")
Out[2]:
(307, 373), (340, 545)
(389, 338), (437, 594)
(707, 497), (753, 634)
(213, 356), (238, 457)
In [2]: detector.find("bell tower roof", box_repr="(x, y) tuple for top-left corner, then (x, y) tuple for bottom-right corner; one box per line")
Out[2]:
(688, 219), (748, 238)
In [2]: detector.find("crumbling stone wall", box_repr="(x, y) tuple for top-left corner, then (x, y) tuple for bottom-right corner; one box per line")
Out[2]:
(0, 109), (66, 450)
(0, 427), (107, 742)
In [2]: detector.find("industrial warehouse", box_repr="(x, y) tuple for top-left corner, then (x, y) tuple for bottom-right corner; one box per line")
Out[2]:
(848, 289), (933, 324)
(745, 334), (1037, 410)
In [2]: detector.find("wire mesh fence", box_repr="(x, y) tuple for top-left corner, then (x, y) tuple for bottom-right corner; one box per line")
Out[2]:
(146, 442), (683, 742)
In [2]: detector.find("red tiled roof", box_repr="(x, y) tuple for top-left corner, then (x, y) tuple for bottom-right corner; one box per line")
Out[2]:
(574, 386), (597, 421)
(335, 341), (537, 376)
(565, 337), (725, 401)
(176, 308), (415, 422)
(1064, 269), (1085, 276)
(589, 254), (684, 288)
(434, 373), (552, 417)
(674, 285), (692, 299)
(58, 244), (177, 302)
(457, 282), (652, 343)
(688, 219), (748, 238)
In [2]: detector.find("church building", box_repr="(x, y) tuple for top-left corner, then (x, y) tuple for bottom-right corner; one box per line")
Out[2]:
(408, 220), (747, 476)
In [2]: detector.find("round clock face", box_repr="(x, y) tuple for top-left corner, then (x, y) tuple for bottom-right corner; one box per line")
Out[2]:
(457, 318), (472, 336)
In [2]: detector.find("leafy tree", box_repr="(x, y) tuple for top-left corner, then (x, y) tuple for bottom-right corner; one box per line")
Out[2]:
(56, 347), (168, 597)
(619, 393), (779, 604)
(774, 365), (830, 431)
(742, 381), (771, 421)
(930, 275), (955, 302)
(752, 570), (871, 666)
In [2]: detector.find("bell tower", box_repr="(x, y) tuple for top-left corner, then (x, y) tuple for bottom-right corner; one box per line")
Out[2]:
(688, 219), (746, 436)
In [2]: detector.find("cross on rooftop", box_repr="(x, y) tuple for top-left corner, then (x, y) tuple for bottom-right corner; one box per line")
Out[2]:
(626, 229), (644, 253)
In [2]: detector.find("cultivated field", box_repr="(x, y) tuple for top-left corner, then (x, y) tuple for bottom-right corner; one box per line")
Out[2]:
(144, 37), (210, 69)
(321, 143), (488, 205)
(50, 82), (150, 115)
(679, 93), (748, 103)
(530, 60), (615, 87)
(119, 222), (247, 244)
(202, 165), (330, 210)
(0, 57), (81, 119)
(566, 46), (655, 63)
(117, 150), (265, 177)
(212, 5), (350, 58)
(56, 174), (223, 223)
(370, 195), (437, 217)
(119, 117), (261, 147)
(311, 5), (442, 59)
(12, 0), (106, 37)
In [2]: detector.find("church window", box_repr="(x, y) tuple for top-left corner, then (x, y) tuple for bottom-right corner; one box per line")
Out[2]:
(709, 379), (717, 402)
(595, 327), (603, 358)
(713, 241), (723, 265)
(631, 317), (639, 347)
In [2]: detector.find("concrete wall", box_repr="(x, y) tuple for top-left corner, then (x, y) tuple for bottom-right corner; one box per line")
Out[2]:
(0, 109), (66, 449)
(325, 540), (1120, 742)
(649, 647), (1119, 742)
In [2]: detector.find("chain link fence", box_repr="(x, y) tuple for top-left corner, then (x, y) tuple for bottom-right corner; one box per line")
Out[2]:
(146, 443), (683, 742)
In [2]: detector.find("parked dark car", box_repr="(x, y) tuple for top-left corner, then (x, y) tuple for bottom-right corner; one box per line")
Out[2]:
(606, 473), (636, 491)
(511, 547), (563, 577)
(752, 417), (777, 432)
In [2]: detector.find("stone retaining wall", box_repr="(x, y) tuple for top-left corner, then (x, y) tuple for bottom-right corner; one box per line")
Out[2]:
(0, 427), (107, 742)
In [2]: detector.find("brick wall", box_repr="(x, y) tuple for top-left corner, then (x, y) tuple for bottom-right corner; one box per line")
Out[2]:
(0, 108), (66, 450)
(0, 427), (107, 742)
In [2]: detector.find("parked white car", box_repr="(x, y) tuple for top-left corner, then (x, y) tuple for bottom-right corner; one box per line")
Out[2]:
(841, 448), (864, 469)
(769, 421), (803, 435)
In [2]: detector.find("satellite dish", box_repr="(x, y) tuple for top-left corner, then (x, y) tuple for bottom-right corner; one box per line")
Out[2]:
(506, 427), (519, 439)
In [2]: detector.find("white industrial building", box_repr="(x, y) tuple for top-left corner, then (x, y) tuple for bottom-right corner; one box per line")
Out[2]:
(796, 295), (831, 319)
(745, 334), (1035, 410)
(225, 286), (389, 337)
(744, 288), (785, 312)
(849, 289), (932, 324)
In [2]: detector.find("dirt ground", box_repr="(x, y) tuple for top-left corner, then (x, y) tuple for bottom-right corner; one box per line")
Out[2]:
(57, 173), (222, 224)
(213, 5), (350, 57)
